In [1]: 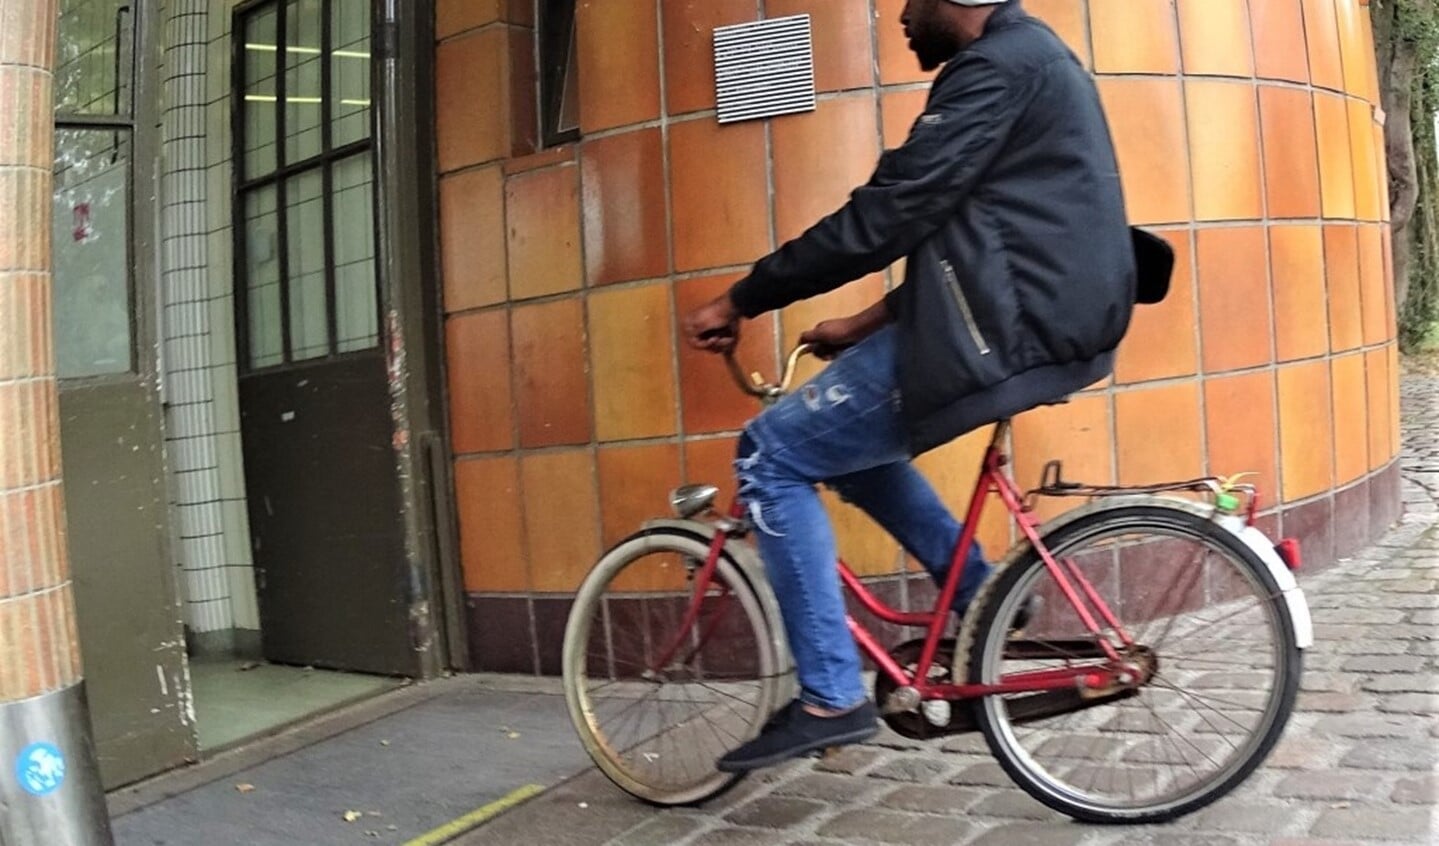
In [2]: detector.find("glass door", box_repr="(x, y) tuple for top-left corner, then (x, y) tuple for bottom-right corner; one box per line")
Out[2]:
(52, 0), (196, 787)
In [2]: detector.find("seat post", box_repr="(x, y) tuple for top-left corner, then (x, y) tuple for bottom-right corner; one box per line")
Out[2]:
(991, 419), (1011, 453)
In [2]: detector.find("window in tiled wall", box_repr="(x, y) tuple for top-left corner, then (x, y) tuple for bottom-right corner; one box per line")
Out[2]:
(539, 0), (580, 147)
(52, 129), (135, 378)
(52, 0), (139, 379)
(54, 0), (134, 115)
(233, 0), (378, 371)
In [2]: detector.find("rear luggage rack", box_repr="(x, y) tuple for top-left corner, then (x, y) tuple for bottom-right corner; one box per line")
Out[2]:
(1025, 460), (1259, 518)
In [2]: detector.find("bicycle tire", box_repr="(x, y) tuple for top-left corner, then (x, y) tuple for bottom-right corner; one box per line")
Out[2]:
(561, 528), (784, 806)
(961, 500), (1302, 824)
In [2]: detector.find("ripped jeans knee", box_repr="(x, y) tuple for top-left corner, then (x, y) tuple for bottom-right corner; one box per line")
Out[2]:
(734, 429), (790, 539)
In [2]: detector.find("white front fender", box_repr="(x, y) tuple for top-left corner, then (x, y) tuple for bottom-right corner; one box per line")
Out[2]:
(641, 519), (799, 687)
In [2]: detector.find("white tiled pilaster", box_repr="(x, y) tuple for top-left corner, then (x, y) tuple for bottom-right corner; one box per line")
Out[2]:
(160, 0), (258, 640)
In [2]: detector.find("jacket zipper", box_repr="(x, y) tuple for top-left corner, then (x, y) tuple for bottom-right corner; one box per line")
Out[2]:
(940, 260), (991, 356)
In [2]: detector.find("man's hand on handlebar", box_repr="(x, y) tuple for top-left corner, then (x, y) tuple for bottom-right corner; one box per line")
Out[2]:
(682, 293), (742, 355)
(798, 317), (863, 361)
(799, 300), (892, 360)
(684, 290), (890, 364)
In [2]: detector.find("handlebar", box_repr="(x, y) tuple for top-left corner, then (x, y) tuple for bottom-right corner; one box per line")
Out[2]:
(723, 344), (815, 404)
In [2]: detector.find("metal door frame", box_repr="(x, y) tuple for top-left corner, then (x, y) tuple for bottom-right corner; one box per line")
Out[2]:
(376, 0), (465, 674)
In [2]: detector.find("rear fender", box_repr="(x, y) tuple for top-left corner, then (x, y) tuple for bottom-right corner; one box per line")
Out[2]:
(973, 496), (1313, 651)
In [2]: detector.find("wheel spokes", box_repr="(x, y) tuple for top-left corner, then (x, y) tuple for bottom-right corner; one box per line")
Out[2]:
(978, 516), (1293, 818)
(569, 544), (778, 802)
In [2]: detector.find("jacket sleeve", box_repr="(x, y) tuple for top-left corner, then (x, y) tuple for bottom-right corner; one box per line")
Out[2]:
(728, 52), (1025, 319)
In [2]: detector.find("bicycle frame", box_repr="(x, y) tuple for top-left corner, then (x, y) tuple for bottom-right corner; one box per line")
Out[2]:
(651, 421), (1140, 704)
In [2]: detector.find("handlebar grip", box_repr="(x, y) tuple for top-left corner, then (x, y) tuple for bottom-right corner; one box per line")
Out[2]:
(723, 344), (814, 402)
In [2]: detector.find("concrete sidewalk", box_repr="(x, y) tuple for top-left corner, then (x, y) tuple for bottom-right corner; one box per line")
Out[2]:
(108, 676), (595, 846)
(110, 370), (1439, 846)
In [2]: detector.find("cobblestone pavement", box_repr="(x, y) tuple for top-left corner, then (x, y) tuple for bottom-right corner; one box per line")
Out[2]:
(463, 370), (1439, 846)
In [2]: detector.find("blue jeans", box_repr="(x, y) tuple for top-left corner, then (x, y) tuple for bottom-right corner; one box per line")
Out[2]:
(735, 325), (991, 711)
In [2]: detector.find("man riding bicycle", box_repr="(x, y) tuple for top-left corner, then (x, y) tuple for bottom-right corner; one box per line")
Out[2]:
(682, 0), (1137, 772)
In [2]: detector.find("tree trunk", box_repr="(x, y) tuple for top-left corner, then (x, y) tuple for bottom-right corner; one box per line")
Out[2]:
(1374, 0), (1429, 309)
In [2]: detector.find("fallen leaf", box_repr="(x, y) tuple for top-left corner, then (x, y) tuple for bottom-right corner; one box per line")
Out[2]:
(366, 811), (383, 817)
(237, 662), (261, 672)
(379, 740), (391, 747)
(577, 802), (589, 809)
(387, 825), (398, 831)
(343, 810), (363, 823)
(364, 831), (380, 838)
(506, 731), (521, 740)
(235, 783), (255, 794)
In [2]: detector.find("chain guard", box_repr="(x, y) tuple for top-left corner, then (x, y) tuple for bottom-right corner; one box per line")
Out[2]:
(874, 639), (1152, 741)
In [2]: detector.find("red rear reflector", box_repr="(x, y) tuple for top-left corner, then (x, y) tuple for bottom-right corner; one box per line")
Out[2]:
(1275, 538), (1301, 571)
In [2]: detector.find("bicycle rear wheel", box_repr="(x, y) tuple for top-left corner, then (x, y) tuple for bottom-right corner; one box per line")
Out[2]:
(562, 529), (783, 806)
(963, 502), (1302, 824)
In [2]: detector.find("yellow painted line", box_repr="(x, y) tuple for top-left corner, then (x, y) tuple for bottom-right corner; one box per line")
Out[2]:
(402, 783), (546, 846)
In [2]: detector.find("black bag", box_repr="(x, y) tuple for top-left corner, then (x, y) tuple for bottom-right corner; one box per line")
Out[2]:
(1131, 227), (1175, 305)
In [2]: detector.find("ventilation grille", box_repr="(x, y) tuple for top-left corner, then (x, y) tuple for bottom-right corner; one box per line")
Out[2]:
(713, 15), (816, 125)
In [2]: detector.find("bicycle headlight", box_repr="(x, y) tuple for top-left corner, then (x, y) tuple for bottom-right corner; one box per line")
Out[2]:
(668, 484), (718, 518)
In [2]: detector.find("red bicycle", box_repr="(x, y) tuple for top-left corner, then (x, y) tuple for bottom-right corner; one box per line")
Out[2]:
(562, 344), (1312, 824)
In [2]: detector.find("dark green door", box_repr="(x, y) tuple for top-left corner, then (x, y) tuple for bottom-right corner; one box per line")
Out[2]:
(52, 0), (196, 787)
(232, 0), (417, 676)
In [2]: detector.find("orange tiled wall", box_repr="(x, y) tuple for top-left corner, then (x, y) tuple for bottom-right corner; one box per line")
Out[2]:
(435, 0), (1401, 673)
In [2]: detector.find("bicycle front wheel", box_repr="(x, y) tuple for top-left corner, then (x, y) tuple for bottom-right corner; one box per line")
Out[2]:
(964, 502), (1302, 824)
(562, 529), (784, 806)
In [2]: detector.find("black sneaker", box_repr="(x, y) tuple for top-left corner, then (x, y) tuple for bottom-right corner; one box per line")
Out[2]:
(1012, 594), (1042, 632)
(716, 700), (879, 772)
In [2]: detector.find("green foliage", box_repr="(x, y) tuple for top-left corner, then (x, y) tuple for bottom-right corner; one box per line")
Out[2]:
(1396, 0), (1439, 59)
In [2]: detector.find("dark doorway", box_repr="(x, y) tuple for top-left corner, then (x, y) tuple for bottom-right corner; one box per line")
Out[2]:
(231, 0), (416, 676)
